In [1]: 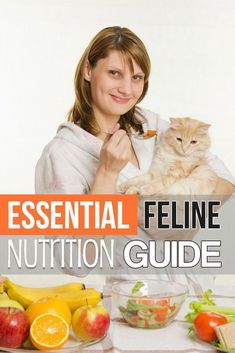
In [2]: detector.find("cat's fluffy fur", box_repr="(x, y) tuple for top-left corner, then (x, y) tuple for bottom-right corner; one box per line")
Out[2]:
(120, 117), (218, 195)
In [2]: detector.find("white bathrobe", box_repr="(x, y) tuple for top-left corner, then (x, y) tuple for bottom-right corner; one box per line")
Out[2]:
(35, 108), (234, 194)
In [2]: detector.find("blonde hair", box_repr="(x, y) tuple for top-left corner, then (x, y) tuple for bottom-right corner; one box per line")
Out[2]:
(67, 26), (151, 135)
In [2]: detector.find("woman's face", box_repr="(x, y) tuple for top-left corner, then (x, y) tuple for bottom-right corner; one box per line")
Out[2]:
(84, 50), (145, 120)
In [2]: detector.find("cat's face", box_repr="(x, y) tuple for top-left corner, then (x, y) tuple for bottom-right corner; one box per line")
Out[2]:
(164, 117), (211, 156)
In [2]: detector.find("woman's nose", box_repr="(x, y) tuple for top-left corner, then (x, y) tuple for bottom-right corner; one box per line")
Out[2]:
(117, 77), (132, 96)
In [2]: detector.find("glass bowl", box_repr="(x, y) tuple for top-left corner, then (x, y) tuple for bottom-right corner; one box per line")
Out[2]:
(112, 279), (188, 329)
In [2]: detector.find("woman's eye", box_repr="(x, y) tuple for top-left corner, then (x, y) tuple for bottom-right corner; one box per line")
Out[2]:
(132, 75), (144, 81)
(109, 70), (120, 77)
(176, 137), (182, 142)
(190, 140), (197, 144)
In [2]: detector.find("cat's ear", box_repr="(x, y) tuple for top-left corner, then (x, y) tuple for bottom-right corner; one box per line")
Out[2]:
(198, 123), (211, 134)
(169, 117), (182, 129)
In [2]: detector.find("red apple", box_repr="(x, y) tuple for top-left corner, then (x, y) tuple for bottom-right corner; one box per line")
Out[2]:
(72, 305), (110, 341)
(0, 307), (30, 348)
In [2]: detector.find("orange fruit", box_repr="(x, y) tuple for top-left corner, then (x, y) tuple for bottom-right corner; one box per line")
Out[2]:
(26, 297), (71, 326)
(30, 313), (69, 350)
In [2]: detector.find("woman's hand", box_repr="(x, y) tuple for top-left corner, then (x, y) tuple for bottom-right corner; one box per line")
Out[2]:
(98, 123), (132, 176)
(90, 123), (132, 194)
(213, 177), (235, 196)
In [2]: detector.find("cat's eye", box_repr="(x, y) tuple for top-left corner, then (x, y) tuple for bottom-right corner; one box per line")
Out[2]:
(190, 140), (197, 144)
(176, 137), (182, 142)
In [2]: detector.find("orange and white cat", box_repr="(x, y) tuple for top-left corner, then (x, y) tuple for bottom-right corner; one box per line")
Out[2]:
(120, 117), (218, 195)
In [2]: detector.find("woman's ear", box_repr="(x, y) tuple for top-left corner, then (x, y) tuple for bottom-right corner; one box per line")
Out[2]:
(84, 61), (92, 82)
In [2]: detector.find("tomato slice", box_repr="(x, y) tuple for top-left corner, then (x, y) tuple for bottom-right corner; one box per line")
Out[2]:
(152, 306), (169, 322)
(157, 299), (169, 306)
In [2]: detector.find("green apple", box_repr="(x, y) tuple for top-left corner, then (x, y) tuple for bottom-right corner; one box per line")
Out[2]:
(72, 305), (110, 341)
(0, 298), (24, 311)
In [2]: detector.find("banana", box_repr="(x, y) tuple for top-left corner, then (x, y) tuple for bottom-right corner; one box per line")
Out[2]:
(7, 287), (40, 308)
(0, 282), (4, 292)
(5, 278), (85, 309)
(7, 285), (102, 311)
(0, 298), (24, 311)
(0, 281), (9, 300)
(5, 278), (85, 293)
(5, 278), (101, 311)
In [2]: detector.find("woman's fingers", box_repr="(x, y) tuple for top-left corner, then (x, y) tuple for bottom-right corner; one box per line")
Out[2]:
(109, 123), (120, 134)
(106, 132), (131, 156)
(119, 142), (131, 157)
(103, 123), (121, 144)
(100, 124), (132, 174)
(108, 129), (128, 146)
(117, 133), (131, 152)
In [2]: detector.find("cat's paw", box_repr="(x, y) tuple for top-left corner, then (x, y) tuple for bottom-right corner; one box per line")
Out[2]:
(169, 168), (185, 179)
(126, 186), (139, 194)
(139, 185), (156, 195)
(166, 182), (188, 195)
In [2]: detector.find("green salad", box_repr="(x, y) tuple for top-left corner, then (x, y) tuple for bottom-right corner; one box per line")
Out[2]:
(119, 281), (179, 329)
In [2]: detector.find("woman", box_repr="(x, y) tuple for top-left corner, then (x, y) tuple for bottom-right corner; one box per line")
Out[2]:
(35, 26), (234, 196)
(35, 27), (234, 284)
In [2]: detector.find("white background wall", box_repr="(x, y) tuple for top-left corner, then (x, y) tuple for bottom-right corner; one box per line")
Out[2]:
(1, 0), (235, 193)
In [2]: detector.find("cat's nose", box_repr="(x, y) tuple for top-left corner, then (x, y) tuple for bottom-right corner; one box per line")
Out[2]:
(182, 143), (189, 153)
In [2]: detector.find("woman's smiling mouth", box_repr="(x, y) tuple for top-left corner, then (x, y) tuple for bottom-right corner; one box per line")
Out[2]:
(110, 94), (131, 104)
